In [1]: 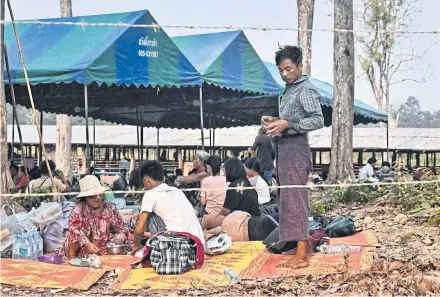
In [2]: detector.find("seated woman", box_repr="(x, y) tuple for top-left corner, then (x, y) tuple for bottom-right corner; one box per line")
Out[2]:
(200, 155), (228, 230)
(14, 166), (29, 193)
(175, 151), (210, 207)
(207, 158), (278, 242)
(244, 158), (271, 205)
(206, 157), (261, 231)
(65, 175), (128, 259)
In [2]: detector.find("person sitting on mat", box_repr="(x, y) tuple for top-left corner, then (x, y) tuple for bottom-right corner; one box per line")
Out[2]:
(65, 175), (128, 259)
(131, 161), (205, 255)
(203, 157), (261, 230)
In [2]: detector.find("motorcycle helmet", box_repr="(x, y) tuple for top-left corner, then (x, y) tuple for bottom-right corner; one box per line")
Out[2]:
(204, 233), (232, 256)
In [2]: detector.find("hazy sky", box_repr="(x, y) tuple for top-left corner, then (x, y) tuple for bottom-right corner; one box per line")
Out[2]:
(9, 0), (440, 110)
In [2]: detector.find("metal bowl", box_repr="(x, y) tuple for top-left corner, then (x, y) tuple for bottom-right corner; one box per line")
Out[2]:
(106, 244), (129, 255)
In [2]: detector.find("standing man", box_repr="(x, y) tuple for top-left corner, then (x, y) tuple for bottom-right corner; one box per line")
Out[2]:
(263, 46), (324, 269)
(252, 128), (275, 184)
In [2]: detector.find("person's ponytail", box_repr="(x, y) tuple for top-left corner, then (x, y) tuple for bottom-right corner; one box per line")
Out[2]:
(244, 157), (270, 186)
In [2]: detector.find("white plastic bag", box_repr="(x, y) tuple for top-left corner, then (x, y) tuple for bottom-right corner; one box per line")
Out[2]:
(0, 205), (18, 252)
(27, 202), (62, 227)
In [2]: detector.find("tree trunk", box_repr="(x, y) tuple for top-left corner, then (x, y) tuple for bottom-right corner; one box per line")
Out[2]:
(56, 0), (73, 181)
(297, 0), (315, 76)
(0, 0), (11, 204)
(328, 0), (355, 183)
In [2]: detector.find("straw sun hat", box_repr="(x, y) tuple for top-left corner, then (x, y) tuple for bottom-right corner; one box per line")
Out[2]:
(76, 175), (108, 198)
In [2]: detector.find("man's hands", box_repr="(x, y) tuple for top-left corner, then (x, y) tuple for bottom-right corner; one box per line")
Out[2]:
(263, 118), (289, 137)
(130, 245), (143, 255)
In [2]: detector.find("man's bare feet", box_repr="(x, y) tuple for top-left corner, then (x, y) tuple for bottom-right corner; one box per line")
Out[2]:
(278, 240), (310, 269)
(278, 256), (309, 269)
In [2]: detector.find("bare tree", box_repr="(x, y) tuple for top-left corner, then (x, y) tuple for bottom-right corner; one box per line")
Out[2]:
(297, 0), (315, 76)
(56, 0), (73, 181)
(328, 0), (355, 183)
(0, 0), (13, 203)
(357, 0), (429, 112)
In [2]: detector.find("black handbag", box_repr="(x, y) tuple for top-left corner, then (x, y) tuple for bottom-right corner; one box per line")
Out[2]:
(324, 217), (355, 238)
(262, 216), (297, 254)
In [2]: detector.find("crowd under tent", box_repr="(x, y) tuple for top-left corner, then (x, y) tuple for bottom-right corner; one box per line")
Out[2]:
(4, 12), (282, 163)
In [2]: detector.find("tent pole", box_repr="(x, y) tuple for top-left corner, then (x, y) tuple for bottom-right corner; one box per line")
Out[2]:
(11, 112), (14, 161)
(136, 106), (140, 168)
(39, 108), (43, 165)
(209, 116), (212, 154)
(386, 122), (389, 161)
(93, 118), (96, 162)
(140, 106), (144, 163)
(212, 128), (216, 154)
(156, 128), (160, 161)
(84, 84), (90, 171)
(136, 107), (141, 182)
(199, 85), (205, 151)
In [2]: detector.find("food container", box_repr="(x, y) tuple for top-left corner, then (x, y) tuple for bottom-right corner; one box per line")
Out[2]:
(37, 254), (64, 265)
(106, 244), (129, 255)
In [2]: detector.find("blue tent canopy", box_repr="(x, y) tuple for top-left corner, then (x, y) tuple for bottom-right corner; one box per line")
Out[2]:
(172, 31), (280, 95)
(4, 10), (201, 87)
(263, 62), (388, 123)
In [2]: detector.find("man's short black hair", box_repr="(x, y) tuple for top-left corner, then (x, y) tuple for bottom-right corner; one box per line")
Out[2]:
(140, 161), (164, 182)
(367, 157), (377, 165)
(275, 45), (303, 66)
(40, 160), (56, 174)
(9, 164), (18, 171)
(206, 155), (222, 176)
(120, 169), (127, 174)
(175, 168), (183, 176)
(224, 157), (247, 183)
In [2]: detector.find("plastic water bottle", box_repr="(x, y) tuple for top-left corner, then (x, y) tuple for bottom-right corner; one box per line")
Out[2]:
(317, 245), (361, 254)
(34, 232), (44, 258)
(13, 234), (31, 259)
(27, 232), (36, 260)
(12, 235), (21, 259)
(224, 269), (241, 284)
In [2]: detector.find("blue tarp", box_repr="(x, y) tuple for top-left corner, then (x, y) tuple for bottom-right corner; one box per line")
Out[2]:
(172, 31), (280, 95)
(4, 10), (201, 87)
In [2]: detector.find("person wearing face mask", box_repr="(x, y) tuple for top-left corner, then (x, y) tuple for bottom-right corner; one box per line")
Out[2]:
(244, 158), (271, 205)
(65, 175), (128, 259)
(200, 155), (229, 230)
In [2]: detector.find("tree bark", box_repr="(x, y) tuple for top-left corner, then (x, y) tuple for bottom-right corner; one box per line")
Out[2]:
(328, 0), (355, 183)
(56, 0), (73, 181)
(297, 0), (315, 76)
(0, 0), (12, 204)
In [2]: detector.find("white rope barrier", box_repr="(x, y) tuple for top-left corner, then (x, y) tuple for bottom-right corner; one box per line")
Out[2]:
(1, 179), (438, 198)
(0, 20), (439, 35)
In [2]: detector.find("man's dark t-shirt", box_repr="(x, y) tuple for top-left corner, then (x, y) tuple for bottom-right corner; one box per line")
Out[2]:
(223, 179), (261, 217)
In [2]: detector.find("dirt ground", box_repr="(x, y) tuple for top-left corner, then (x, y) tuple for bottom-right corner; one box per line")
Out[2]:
(1, 196), (440, 296)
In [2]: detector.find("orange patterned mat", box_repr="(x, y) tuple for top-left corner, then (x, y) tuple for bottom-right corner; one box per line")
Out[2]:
(240, 230), (378, 279)
(110, 230), (377, 290)
(0, 259), (106, 290)
(110, 241), (266, 290)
